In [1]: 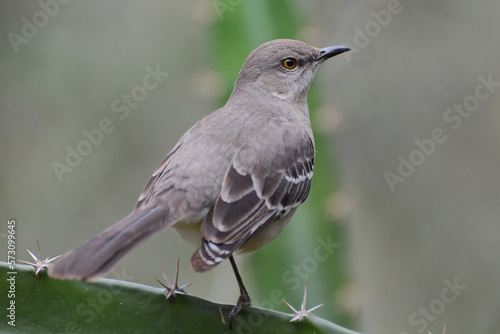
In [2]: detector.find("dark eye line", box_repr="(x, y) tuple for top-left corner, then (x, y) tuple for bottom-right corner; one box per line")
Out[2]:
(298, 58), (313, 66)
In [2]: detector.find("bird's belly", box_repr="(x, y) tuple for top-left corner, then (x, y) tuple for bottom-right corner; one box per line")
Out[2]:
(236, 208), (297, 254)
(173, 220), (203, 246)
(172, 207), (209, 245)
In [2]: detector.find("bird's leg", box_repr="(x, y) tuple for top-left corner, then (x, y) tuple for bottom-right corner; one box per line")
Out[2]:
(228, 255), (251, 329)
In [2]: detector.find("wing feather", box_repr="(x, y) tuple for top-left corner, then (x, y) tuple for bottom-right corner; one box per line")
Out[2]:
(192, 139), (315, 272)
(135, 143), (182, 209)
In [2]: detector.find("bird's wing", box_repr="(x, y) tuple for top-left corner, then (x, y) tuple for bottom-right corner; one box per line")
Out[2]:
(135, 143), (183, 209)
(191, 138), (314, 272)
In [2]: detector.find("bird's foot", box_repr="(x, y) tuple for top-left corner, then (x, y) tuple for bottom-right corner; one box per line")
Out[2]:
(229, 290), (251, 330)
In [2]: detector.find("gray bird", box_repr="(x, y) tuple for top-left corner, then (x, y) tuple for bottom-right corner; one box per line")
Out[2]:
(49, 39), (349, 326)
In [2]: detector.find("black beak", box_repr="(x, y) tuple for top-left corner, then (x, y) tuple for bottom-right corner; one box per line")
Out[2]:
(316, 45), (351, 61)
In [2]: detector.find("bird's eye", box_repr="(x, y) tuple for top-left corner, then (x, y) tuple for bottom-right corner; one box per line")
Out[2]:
(282, 58), (297, 70)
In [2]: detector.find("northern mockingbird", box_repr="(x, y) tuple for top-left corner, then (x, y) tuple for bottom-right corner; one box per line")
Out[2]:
(49, 39), (349, 326)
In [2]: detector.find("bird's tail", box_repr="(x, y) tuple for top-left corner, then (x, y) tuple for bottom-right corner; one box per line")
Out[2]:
(49, 206), (169, 281)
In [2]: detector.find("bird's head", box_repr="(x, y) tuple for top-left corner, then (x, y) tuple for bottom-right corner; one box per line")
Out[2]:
(233, 39), (349, 103)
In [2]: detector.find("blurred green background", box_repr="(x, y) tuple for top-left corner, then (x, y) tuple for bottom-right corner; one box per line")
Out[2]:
(1, 1), (500, 334)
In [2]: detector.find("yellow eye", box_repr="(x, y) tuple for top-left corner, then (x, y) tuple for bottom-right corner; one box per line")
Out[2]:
(282, 58), (297, 70)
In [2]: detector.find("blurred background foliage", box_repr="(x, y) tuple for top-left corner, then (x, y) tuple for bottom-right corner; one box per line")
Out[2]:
(1, 1), (500, 334)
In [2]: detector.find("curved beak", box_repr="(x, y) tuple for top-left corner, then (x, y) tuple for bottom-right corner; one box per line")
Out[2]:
(316, 46), (351, 61)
